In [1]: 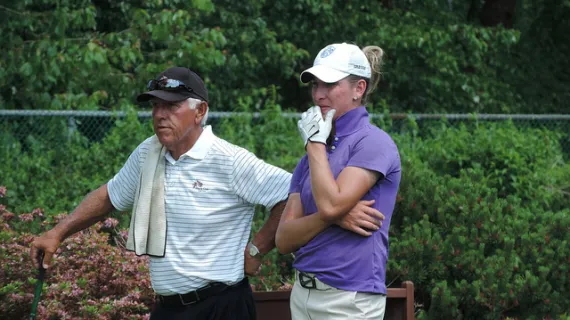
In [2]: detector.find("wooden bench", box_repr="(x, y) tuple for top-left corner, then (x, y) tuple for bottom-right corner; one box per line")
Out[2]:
(254, 281), (415, 320)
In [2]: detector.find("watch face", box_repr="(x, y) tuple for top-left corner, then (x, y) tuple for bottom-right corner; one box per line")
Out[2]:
(249, 245), (259, 257)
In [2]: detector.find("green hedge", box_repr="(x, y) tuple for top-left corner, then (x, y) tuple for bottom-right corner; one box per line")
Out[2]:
(389, 121), (570, 319)
(2, 103), (570, 319)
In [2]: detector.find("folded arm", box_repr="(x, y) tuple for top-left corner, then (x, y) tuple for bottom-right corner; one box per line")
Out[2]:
(275, 193), (331, 254)
(275, 194), (385, 254)
(306, 142), (381, 221)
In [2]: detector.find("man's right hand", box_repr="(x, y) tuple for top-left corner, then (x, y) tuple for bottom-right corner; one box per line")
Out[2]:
(30, 230), (62, 269)
(29, 184), (115, 270)
(335, 199), (385, 236)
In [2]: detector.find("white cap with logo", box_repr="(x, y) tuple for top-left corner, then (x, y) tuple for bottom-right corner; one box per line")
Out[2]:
(300, 43), (371, 84)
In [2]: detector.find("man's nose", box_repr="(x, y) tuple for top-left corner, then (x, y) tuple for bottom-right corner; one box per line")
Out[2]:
(152, 104), (168, 118)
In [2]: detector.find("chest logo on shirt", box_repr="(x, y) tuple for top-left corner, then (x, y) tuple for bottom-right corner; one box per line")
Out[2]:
(192, 180), (209, 191)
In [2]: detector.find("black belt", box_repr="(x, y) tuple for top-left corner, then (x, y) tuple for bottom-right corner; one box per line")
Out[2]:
(158, 278), (248, 307)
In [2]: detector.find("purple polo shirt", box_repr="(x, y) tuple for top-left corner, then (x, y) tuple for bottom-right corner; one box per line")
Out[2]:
(289, 106), (401, 294)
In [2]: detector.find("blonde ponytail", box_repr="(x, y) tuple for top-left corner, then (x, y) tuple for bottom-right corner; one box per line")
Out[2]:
(362, 45), (384, 96)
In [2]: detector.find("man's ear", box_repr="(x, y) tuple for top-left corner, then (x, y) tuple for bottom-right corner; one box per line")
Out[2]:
(195, 102), (208, 124)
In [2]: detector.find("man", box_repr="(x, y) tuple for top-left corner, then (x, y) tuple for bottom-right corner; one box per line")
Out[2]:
(30, 67), (292, 320)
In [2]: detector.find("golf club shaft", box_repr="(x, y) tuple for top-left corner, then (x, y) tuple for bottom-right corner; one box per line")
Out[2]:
(30, 253), (46, 320)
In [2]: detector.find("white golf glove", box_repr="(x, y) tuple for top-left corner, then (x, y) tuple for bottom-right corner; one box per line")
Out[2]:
(310, 108), (336, 145)
(297, 106), (336, 147)
(297, 106), (321, 148)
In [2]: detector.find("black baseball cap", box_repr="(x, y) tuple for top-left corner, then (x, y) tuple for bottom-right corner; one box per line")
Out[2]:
(137, 67), (209, 103)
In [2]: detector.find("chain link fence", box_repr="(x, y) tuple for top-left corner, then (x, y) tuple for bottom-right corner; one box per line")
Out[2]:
(2, 109), (570, 160)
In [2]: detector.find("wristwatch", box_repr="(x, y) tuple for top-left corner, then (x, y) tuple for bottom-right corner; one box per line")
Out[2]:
(247, 242), (263, 258)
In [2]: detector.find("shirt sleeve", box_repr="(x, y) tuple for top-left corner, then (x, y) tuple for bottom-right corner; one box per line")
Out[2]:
(107, 142), (145, 211)
(231, 148), (292, 209)
(289, 155), (308, 194)
(347, 131), (400, 178)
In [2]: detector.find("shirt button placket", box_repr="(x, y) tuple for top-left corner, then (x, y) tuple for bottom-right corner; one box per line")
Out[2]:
(330, 136), (338, 151)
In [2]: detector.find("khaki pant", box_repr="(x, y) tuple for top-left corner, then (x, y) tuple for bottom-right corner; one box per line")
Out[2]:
(290, 271), (386, 320)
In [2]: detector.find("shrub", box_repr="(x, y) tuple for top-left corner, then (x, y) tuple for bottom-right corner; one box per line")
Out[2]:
(0, 206), (153, 320)
(0, 195), (294, 319)
(387, 122), (570, 319)
(2, 111), (570, 319)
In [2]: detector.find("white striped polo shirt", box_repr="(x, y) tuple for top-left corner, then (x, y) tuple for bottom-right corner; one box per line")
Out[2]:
(107, 125), (291, 295)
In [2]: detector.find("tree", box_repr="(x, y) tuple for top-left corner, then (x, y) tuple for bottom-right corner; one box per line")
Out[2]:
(0, 0), (568, 114)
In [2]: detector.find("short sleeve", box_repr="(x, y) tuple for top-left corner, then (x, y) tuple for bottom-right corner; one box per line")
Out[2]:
(289, 156), (308, 194)
(231, 149), (292, 209)
(107, 141), (147, 211)
(347, 131), (399, 178)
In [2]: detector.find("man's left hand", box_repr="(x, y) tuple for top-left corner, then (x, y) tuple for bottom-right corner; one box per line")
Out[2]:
(244, 247), (262, 276)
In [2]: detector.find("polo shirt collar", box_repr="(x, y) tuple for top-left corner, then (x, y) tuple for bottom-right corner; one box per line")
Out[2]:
(334, 106), (369, 137)
(165, 125), (215, 163)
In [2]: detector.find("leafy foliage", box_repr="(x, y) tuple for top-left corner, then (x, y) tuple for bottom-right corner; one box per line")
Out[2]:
(2, 1), (570, 319)
(387, 121), (570, 319)
(1, 0), (569, 113)
(2, 108), (570, 318)
(0, 211), (153, 320)
(0, 191), (292, 320)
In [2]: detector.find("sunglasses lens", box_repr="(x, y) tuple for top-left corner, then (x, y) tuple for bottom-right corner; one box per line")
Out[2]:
(163, 79), (182, 89)
(146, 78), (196, 97)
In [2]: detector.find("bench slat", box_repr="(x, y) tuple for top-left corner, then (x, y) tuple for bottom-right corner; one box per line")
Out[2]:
(253, 281), (415, 320)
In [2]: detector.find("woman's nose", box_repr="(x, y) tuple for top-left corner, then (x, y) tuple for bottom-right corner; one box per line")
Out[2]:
(313, 86), (327, 100)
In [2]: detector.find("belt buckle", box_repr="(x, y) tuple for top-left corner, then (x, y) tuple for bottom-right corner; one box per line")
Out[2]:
(299, 272), (317, 289)
(179, 291), (200, 306)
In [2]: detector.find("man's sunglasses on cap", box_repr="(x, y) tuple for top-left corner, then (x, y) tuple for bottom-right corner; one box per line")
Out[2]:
(147, 77), (207, 101)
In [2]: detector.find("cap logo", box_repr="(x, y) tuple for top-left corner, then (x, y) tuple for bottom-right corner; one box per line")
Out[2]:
(352, 64), (366, 70)
(320, 45), (336, 58)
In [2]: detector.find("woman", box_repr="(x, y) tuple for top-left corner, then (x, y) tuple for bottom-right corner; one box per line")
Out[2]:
(276, 42), (401, 320)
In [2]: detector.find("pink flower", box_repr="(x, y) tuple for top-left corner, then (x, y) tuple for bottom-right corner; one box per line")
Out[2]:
(18, 213), (34, 222)
(0, 186), (6, 197)
(32, 208), (44, 218)
(54, 310), (69, 318)
(71, 288), (84, 297)
(118, 230), (129, 240)
(278, 283), (293, 291)
(54, 213), (68, 223)
(2, 211), (15, 221)
(103, 218), (119, 229)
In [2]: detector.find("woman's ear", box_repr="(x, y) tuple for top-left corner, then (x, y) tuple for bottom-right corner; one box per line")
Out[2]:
(356, 79), (367, 97)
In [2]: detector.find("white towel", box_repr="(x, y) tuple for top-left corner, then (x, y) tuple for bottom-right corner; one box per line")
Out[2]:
(126, 135), (167, 257)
